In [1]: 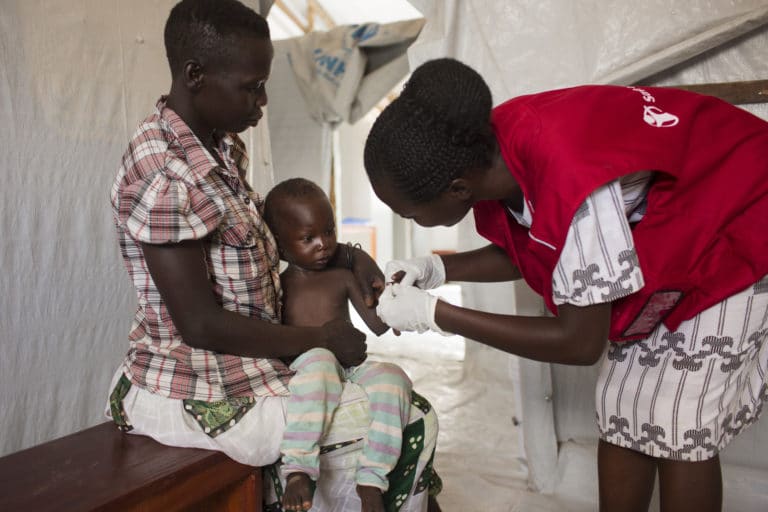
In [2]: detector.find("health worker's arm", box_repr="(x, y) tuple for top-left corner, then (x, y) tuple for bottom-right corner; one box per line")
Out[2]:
(141, 240), (367, 367)
(441, 244), (522, 282)
(434, 300), (610, 365)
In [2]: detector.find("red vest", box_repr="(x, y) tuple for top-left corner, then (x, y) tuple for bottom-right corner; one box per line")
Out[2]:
(474, 85), (768, 342)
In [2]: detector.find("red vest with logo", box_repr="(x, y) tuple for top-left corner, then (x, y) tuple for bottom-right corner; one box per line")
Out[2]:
(473, 85), (768, 342)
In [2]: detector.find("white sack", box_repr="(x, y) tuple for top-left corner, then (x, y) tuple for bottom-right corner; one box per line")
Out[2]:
(286, 18), (424, 124)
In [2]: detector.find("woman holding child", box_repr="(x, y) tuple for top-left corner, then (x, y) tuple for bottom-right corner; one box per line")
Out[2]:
(106, 1), (439, 511)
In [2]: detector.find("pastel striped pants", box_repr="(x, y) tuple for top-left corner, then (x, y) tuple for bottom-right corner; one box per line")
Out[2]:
(280, 347), (413, 490)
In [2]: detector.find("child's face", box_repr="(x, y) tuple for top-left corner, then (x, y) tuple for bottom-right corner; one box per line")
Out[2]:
(276, 195), (338, 271)
(193, 35), (273, 133)
(372, 175), (471, 228)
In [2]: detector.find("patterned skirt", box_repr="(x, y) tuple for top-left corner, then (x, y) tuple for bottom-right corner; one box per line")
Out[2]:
(596, 276), (768, 461)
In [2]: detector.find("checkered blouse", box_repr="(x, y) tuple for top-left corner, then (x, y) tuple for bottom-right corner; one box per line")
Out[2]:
(111, 99), (291, 401)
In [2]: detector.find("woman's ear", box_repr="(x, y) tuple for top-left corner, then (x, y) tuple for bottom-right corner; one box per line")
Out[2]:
(447, 178), (472, 201)
(183, 60), (204, 92)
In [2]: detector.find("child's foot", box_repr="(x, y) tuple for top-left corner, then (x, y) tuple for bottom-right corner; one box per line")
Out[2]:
(356, 484), (385, 512)
(283, 472), (314, 511)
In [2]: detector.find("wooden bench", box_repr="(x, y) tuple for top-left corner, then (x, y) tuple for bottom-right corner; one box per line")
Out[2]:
(0, 422), (263, 511)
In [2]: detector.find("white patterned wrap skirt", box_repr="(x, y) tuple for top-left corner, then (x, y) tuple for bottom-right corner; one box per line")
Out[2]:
(531, 174), (768, 461)
(596, 277), (768, 460)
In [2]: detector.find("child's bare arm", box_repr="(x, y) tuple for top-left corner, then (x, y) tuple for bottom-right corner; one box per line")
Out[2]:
(346, 271), (389, 336)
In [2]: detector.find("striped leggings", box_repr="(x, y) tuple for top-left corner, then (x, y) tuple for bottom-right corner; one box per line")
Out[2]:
(280, 347), (413, 490)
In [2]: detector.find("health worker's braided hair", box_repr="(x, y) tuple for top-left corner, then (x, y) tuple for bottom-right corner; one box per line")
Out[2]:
(364, 58), (495, 202)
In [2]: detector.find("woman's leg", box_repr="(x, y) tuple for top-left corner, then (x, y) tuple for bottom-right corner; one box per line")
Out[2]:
(657, 456), (722, 512)
(598, 440), (657, 512)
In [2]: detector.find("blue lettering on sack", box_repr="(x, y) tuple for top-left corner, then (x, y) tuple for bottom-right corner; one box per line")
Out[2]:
(310, 24), (379, 88)
(313, 48), (346, 77)
(350, 24), (379, 42)
(312, 47), (347, 87)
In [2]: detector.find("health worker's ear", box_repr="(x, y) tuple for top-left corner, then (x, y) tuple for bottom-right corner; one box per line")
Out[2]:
(183, 60), (204, 92)
(447, 178), (473, 201)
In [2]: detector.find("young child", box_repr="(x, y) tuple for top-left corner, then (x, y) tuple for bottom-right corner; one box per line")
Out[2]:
(365, 58), (768, 512)
(264, 178), (412, 512)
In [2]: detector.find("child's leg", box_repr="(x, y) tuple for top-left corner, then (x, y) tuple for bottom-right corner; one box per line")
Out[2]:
(598, 440), (656, 512)
(348, 361), (413, 490)
(281, 348), (343, 510)
(657, 456), (721, 512)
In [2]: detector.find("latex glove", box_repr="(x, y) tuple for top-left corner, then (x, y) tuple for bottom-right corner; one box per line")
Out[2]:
(384, 254), (446, 289)
(376, 283), (451, 336)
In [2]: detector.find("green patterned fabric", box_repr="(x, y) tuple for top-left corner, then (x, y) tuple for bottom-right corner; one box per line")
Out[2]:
(408, 391), (442, 499)
(383, 419), (423, 510)
(263, 389), (440, 511)
(108, 374), (134, 432)
(182, 395), (257, 437)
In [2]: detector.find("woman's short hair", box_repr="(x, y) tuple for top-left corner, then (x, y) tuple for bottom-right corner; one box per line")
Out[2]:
(164, 0), (270, 76)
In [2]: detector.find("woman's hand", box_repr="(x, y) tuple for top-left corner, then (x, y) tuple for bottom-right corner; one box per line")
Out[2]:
(319, 319), (368, 367)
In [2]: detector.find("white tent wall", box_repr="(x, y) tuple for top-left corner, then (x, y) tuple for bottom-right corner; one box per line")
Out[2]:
(2, 0), (768, 508)
(267, 39), (331, 191)
(0, 0), (272, 457)
(405, 0), (768, 509)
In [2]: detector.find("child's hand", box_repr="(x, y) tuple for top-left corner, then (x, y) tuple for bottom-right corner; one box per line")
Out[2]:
(348, 245), (385, 307)
(320, 319), (368, 367)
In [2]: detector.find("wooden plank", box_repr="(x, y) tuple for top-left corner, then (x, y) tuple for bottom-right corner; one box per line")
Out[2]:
(0, 422), (262, 512)
(274, 0), (308, 33)
(658, 79), (768, 105)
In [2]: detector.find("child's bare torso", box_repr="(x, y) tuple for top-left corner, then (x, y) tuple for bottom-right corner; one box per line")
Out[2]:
(280, 266), (353, 328)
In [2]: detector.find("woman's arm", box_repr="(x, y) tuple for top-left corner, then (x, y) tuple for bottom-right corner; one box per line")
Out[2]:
(141, 240), (367, 366)
(435, 300), (610, 365)
(441, 244), (521, 283)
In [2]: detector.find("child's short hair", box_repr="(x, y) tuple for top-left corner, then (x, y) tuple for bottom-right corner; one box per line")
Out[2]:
(164, 0), (270, 76)
(264, 178), (329, 234)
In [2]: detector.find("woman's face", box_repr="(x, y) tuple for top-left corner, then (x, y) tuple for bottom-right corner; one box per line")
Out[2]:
(371, 176), (472, 228)
(193, 35), (273, 134)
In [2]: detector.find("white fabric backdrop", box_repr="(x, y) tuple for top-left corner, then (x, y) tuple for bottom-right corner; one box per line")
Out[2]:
(0, 0), (272, 457)
(404, 0), (768, 500)
(2, 3), (768, 487)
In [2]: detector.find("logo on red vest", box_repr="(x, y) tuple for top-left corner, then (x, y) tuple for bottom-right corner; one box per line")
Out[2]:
(643, 105), (679, 128)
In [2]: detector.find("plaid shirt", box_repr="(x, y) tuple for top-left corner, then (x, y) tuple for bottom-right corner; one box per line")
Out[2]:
(111, 99), (292, 401)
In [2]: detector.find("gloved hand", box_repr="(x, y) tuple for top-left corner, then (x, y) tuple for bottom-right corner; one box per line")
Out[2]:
(376, 283), (451, 336)
(384, 254), (446, 289)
